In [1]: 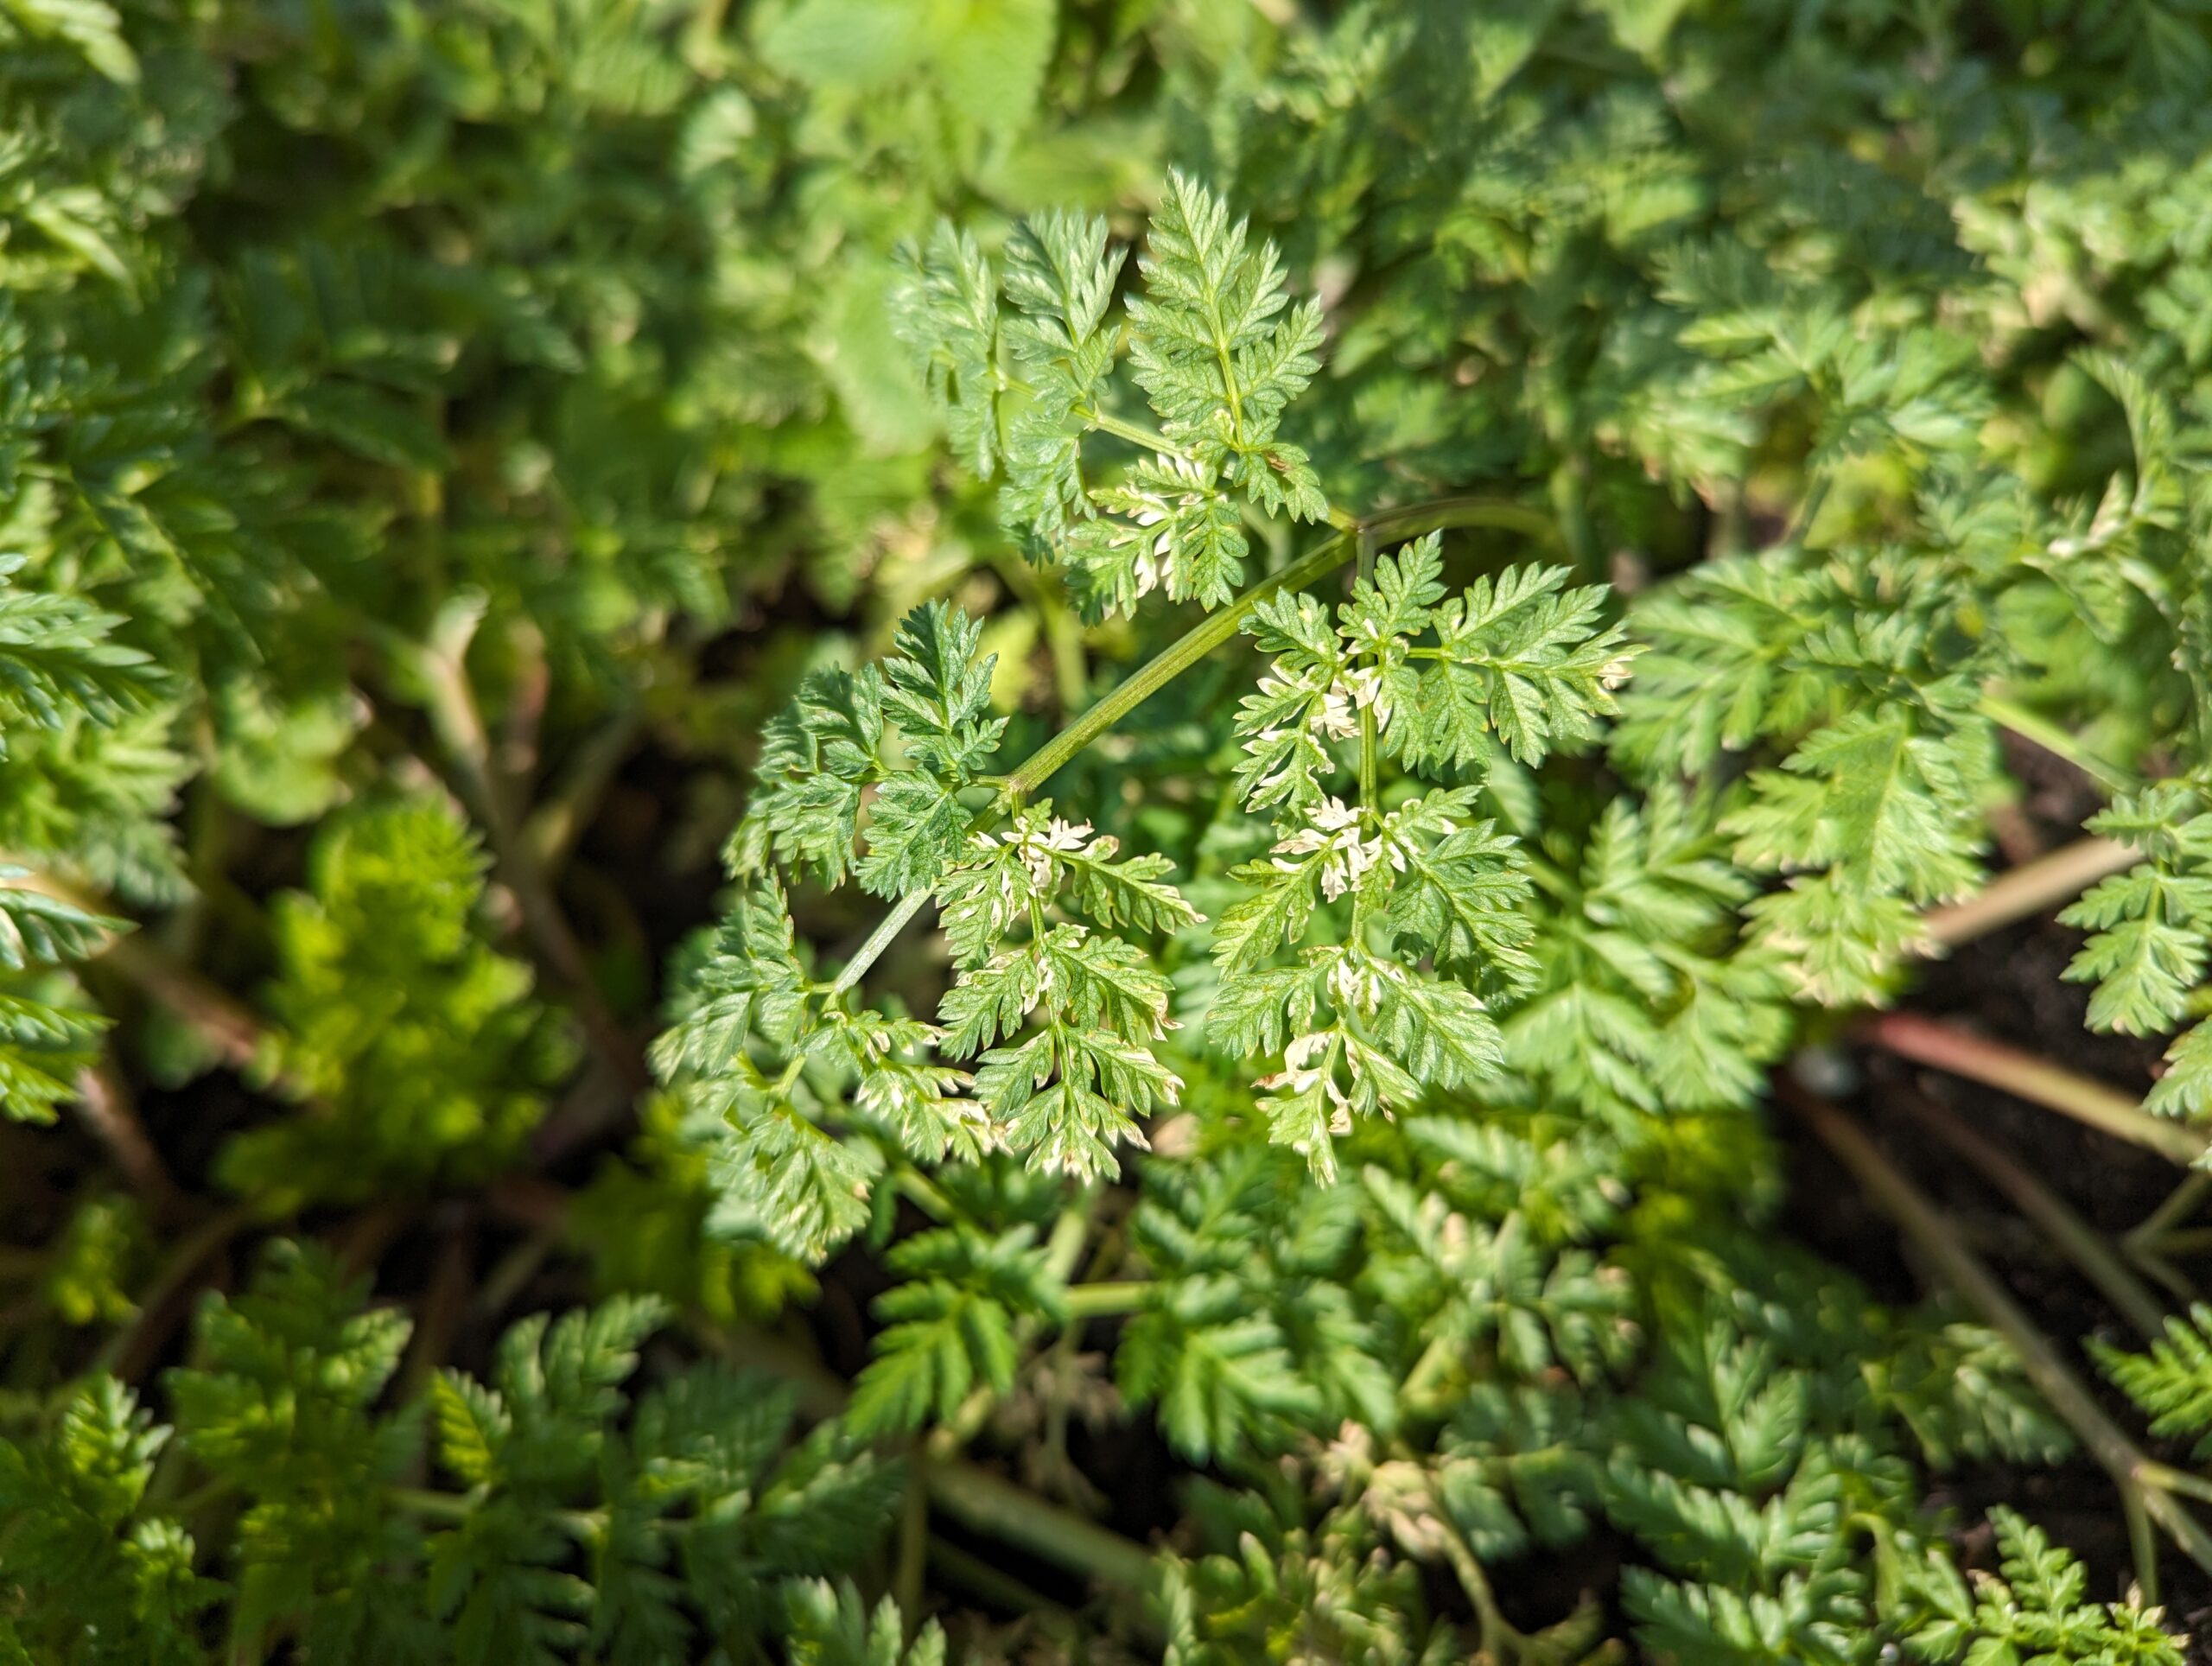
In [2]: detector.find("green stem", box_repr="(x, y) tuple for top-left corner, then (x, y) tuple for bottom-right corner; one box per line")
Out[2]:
(1007, 495), (1553, 803)
(1979, 693), (2134, 794)
(2131, 1173), (2212, 1256)
(1363, 495), (1563, 549)
(389, 1487), (472, 1522)
(703, 1253), (1148, 1612)
(893, 1166), (959, 1221)
(829, 888), (932, 996)
(2142, 1461), (2212, 1508)
(926, 1192), (1103, 1458)
(1199, 308), (1248, 450)
(1425, 1475), (1524, 1663)
(1006, 530), (1354, 798)
(2127, 1245), (2196, 1307)
(390, 1486), (602, 1542)
(683, 0), (729, 64)
(1084, 408), (1187, 460)
(923, 1460), (1156, 1594)
(1062, 1280), (1154, 1319)
(988, 552), (1089, 714)
(410, 605), (645, 1091)
(1041, 1195), (1096, 1286)
(1042, 605), (1089, 715)
(474, 1227), (559, 1320)
(927, 1535), (1077, 1623)
(93, 1205), (254, 1381)
(525, 707), (645, 873)
(11, 861), (266, 1072)
(895, 1472), (930, 1632)
(166, 1478), (237, 1521)
(1552, 456), (1596, 575)
(1784, 473), (1831, 547)
(1356, 525), (1379, 816)
(2137, 1226), (2212, 1256)
(2128, 1487), (2161, 1610)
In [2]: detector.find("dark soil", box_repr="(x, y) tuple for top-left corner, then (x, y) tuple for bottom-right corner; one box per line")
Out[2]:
(1781, 734), (2212, 1656)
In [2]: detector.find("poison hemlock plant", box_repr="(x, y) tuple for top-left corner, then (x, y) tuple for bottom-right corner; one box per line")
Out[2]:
(892, 176), (1330, 619)
(670, 162), (2175, 1661)
(0, 1243), (907, 1664)
(219, 798), (577, 1211)
(0, 553), (151, 1121)
(1891, 1509), (2183, 1666)
(10, 2), (2212, 1661)
(688, 182), (1638, 1260)
(0, 865), (122, 1122)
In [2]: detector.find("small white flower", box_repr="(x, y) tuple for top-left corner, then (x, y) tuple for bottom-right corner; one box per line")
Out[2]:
(1338, 665), (1396, 731)
(1133, 543), (1166, 599)
(1108, 453), (1214, 599)
(1256, 1030), (1354, 1130)
(980, 812), (1098, 891)
(1326, 951), (1385, 1014)
(1273, 797), (1382, 900)
(1284, 1029), (1333, 1072)
(1314, 684), (1360, 741)
(1257, 1031), (1347, 1127)
(1376, 810), (1440, 874)
(1021, 816), (1095, 885)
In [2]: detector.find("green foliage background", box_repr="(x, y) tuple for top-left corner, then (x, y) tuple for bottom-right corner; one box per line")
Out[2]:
(11, 0), (2212, 1660)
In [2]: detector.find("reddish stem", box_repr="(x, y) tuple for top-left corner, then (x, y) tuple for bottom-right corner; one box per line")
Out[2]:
(1918, 836), (2138, 952)
(1859, 1010), (2205, 1167)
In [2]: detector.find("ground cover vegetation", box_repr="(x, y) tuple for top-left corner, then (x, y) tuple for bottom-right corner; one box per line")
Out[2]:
(9, 0), (2212, 1659)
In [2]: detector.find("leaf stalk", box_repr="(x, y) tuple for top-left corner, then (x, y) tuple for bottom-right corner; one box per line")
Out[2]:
(1859, 1010), (2205, 1167)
